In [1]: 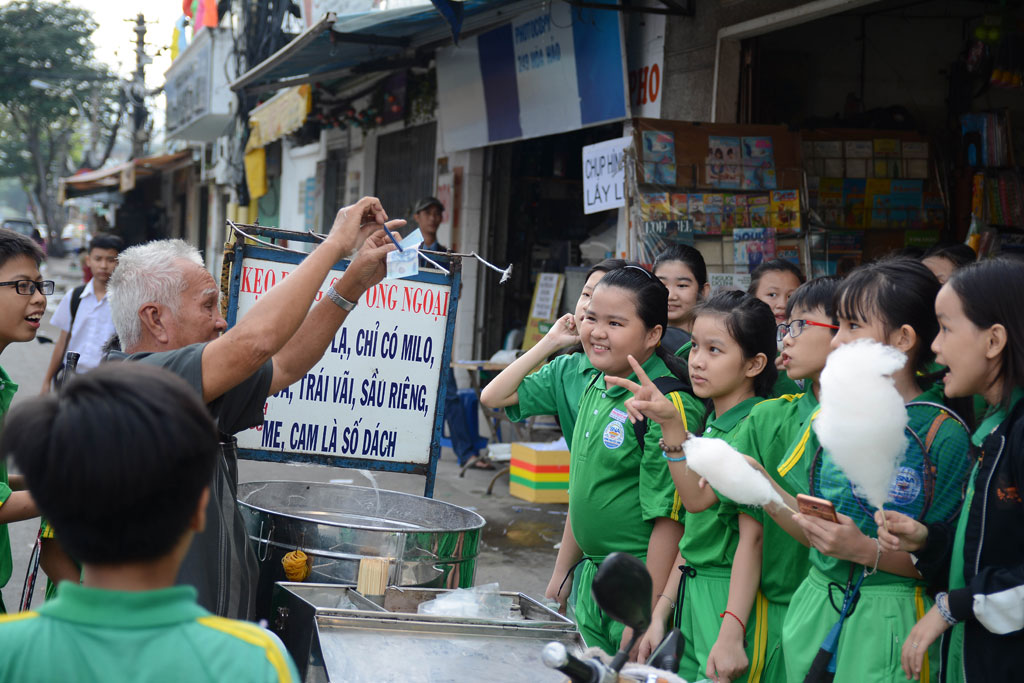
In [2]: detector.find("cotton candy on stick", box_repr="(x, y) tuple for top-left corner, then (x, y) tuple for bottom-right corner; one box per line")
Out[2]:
(683, 437), (795, 514)
(813, 339), (909, 531)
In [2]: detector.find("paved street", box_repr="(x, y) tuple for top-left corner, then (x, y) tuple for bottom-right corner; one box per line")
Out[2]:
(2, 257), (564, 611)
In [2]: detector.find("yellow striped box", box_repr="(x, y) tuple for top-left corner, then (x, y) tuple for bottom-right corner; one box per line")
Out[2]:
(509, 443), (570, 504)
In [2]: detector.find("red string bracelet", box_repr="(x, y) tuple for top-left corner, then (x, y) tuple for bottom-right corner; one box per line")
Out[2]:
(720, 610), (747, 647)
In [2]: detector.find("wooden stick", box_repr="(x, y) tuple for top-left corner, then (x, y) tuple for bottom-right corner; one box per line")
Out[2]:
(879, 504), (891, 534)
(357, 557), (390, 601)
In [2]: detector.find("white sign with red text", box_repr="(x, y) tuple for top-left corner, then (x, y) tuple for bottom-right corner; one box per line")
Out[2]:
(234, 257), (451, 465)
(626, 12), (665, 118)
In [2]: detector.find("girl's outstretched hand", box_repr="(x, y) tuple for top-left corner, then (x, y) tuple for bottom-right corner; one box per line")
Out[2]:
(875, 510), (928, 553)
(901, 606), (950, 680)
(604, 354), (683, 427)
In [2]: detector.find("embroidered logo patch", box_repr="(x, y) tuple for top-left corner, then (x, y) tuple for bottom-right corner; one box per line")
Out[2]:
(610, 408), (629, 423)
(603, 420), (625, 449)
(888, 466), (923, 505)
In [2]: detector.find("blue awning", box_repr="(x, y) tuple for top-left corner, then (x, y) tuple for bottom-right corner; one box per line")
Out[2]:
(231, 1), (535, 95)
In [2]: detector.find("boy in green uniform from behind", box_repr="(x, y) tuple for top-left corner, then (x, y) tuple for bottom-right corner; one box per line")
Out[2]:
(0, 364), (299, 682)
(0, 228), (46, 612)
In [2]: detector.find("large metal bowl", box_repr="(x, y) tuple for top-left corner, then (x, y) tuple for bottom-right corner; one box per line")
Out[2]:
(237, 481), (486, 619)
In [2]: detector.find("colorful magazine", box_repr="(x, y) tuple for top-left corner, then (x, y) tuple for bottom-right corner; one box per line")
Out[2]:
(770, 189), (801, 234)
(707, 136), (741, 188)
(748, 194), (770, 229)
(733, 227), (777, 273)
(740, 136), (777, 190)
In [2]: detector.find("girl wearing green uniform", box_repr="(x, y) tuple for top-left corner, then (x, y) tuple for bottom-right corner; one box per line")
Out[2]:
(612, 291), (778, 683)
(564, 265), (705, 654)
(724, 276), (843, 681)
(481, 259), (623, 612)
(879, 258), (1024, 683)
(652, 244), (709, 355)
(762, 260), (972, 682)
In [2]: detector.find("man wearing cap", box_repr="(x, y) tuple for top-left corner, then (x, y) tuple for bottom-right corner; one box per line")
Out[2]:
(412, 196), (486, 469)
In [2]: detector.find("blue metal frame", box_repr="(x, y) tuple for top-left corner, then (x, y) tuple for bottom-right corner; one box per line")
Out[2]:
(224, 227), (461, 497)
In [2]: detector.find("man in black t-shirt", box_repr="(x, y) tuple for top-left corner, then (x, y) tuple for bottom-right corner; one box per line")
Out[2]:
(107, 197), (400, 619)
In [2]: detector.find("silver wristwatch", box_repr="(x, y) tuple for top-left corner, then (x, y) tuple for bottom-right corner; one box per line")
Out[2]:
(326, 287), (358, 311)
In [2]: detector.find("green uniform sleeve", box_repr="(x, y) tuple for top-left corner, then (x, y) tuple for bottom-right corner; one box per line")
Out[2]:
(638, 400), (683, 523)
(504, 356), (564, 423)
(0, 483), (10, 507)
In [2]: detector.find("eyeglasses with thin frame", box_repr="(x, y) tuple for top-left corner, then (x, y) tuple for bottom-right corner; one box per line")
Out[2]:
(0, 280), (55, 296)
(776, 319), (839, 343)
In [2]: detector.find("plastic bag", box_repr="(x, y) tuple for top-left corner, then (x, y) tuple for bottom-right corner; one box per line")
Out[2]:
(416, 583), (515, 620)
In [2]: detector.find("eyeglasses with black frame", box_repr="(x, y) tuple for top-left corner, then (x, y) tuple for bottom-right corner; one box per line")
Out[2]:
(776, 319), (839, 343)
(0, 280), (55, 296)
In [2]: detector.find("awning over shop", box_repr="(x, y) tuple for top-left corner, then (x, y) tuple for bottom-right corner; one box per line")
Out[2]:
(231, 0), (534, 95)
(59, 151), (192, 203)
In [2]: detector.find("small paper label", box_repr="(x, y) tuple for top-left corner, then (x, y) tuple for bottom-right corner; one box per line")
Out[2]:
(387, 248), (419, 279)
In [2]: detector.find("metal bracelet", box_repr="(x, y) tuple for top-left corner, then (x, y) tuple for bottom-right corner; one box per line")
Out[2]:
(326, 286), (357, 312)
(936, 591), (958, 625)
(864, 536), (883, 577)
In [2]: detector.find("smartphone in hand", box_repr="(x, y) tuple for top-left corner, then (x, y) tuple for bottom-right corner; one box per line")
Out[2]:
(796, 493), (839, 523)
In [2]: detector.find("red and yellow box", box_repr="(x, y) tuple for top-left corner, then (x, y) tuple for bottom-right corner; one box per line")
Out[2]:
(509, 443), (570, 504)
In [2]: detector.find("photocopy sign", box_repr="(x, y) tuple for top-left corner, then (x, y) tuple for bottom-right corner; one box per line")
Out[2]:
(583, 136), (631, 214)
(234, 258), (452, 466)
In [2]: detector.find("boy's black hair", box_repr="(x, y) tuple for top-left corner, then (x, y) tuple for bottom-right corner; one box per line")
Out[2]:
(1, 364), (218, 565)
(587, 257), (628, 279)
(595, 263), (690, 381)
(950, 258), (1024, 408)
(785, 275), (843, 322)
(835, 257), (940, 375)
(923, 242), (976, 270)
(748, 258), (806, 296)
(652, 244), (708, 289)
(693, 290), (779, 397)
(89, 233), (124, 253)
(0, 227), (44, 268)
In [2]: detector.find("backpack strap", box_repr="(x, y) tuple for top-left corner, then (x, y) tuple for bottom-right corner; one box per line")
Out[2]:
(924, 412), (951, 453)
(632, 376), (693, 445)
(58, 284), (88, 371)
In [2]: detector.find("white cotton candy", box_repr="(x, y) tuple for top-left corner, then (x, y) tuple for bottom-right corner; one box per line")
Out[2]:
(813, 339), (908, 510)
(683, 437), (784, 508)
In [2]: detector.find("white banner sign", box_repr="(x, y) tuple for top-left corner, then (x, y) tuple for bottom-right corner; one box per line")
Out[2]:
(583, 136), (631, 214)
(234, 257), (451, 465)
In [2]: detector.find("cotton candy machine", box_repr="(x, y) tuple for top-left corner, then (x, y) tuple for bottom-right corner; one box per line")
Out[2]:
(237, 481), (485, 619)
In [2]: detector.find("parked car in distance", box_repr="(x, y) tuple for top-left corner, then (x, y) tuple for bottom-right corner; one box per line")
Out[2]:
(1, 217), (46, 251)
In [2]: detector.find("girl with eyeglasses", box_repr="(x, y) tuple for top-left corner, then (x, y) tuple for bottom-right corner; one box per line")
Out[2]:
(754, 260), (971, 682)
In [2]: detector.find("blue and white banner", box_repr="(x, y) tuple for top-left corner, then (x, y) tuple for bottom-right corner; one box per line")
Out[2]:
(436, 2), (628, 152)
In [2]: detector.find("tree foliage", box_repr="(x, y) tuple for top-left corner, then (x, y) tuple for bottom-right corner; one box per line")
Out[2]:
(0, 0), (123, 242)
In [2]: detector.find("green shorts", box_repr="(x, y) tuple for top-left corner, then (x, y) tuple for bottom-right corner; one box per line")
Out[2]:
(574, 558), (627, 656)
(761, 598), (788, 683)
(674, 564), (769, 683)
(782, 567), (938, 683)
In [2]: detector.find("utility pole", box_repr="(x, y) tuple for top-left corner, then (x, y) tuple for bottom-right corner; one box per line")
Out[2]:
(130, 13), (149, 160)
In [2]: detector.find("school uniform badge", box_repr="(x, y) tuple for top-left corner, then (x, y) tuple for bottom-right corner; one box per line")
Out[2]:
(603, 420), (625, 449)
(888, 465), (922, 505)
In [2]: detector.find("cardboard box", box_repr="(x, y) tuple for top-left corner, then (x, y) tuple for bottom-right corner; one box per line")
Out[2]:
(509, 443), (570, 504)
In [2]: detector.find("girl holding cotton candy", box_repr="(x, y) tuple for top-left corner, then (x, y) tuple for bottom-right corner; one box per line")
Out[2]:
(608, 291), (778, 683)
(876, 258), (1024, 683)
(764, 259), (972, 683)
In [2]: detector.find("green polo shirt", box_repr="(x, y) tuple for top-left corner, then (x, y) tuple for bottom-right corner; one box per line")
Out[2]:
(722, 390), (819, 604)
(679, 396), (761, 569)
(0, 582), (299, 682)
(569, 353), (704, 562)
(810, 389), (971, 586)
(0, 366), (18, 612)
(505, 352), (600, 446)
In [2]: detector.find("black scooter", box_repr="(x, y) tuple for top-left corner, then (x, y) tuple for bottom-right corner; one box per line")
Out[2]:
(542, 552), (684, 683)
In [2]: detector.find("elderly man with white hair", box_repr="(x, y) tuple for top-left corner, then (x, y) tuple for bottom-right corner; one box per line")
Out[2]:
(105, 197), (400, 619)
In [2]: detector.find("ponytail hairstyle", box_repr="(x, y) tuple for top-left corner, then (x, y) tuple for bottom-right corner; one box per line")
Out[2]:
(949, 258), (1024, 408)
(593, 263), (690, 382)
(835, 257), (940, 376)
(653, 244), (708, 291)
(694, 290), (779, 397)
(748, 258), (806, 296)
